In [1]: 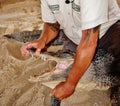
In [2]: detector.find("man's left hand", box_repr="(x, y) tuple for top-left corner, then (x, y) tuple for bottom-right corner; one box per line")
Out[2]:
(51, 81), (76, 100)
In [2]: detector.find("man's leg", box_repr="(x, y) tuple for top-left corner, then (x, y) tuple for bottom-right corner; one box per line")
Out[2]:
(99, 20), (120, 76)
(99, 20), (120, 58)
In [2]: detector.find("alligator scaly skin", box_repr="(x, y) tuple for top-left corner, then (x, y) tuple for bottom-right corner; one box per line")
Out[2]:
(4, 30), (42, 43)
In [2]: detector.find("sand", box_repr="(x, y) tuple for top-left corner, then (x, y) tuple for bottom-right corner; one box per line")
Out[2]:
(0, 0), (120, 106)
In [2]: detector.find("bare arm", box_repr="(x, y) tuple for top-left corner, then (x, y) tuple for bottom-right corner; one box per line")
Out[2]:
(39, 22), (60, 45)
(67, 26), (100, 86)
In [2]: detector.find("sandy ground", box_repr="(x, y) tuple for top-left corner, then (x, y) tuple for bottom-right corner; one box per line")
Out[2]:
(0, 0), (43, 35)
(0, 0), (120, 106)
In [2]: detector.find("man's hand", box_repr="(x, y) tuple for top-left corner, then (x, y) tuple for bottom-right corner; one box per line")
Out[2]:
(51, 81), (76, 100)
(20, 39), (45, 56)
(21, 22), (60, 57)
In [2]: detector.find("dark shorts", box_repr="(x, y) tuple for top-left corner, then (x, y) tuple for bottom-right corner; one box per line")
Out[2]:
(98, 20), (120, 77)
(99, 20), (120, 58)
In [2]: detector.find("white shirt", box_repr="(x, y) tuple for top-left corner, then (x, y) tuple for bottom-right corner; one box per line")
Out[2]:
(41, 0), (120, 45)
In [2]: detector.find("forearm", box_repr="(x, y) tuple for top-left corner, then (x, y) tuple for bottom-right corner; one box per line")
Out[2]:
(66, 26), (99, 86)
(39, 22), (60, 45)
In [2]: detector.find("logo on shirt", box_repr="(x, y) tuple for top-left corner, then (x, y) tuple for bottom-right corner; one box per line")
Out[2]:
(72, 2), (80, 12)
(49, 5), (59, 11)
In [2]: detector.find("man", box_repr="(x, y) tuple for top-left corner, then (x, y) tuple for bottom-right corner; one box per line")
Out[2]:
(21, 0), (120, 100)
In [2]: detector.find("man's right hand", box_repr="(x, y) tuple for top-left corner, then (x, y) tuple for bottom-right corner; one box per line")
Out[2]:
(20, 39), (45, 57)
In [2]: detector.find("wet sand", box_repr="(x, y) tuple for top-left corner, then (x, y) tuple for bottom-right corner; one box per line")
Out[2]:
(0, 0), (120, 106)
